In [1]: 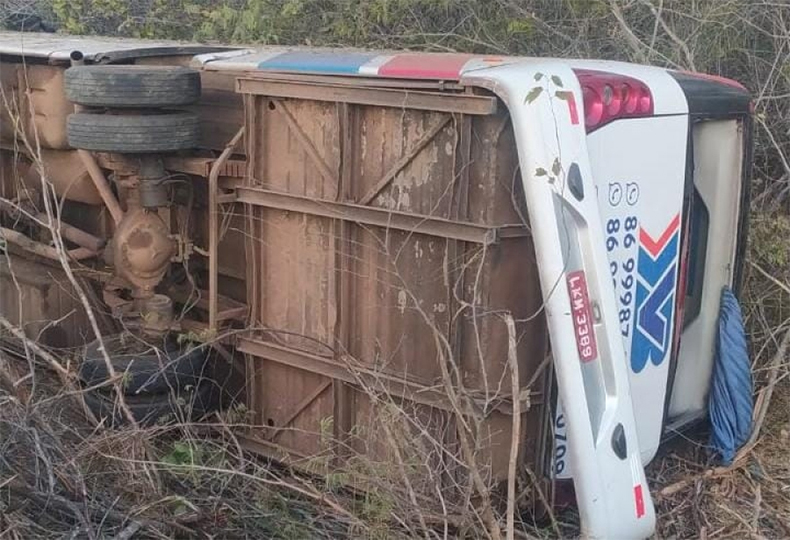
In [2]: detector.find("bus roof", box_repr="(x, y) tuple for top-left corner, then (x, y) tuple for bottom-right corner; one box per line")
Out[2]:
(0, 31), (515, 81)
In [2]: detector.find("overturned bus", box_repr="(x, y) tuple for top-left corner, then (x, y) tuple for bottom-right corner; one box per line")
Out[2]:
(0, 32), (751, 538)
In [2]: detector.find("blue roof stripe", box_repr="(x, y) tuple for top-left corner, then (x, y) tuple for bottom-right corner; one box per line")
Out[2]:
(258, 51), (379, 74)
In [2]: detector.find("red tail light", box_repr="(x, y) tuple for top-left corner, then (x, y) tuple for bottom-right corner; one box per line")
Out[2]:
(573, 69), (654, 133)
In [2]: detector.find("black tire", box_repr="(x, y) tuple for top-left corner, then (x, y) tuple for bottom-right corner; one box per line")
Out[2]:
(65, 65), (201, 108)
(67, 111), (200, 153)
(79, 334), (210, 395)
(83, 382), (221, 427)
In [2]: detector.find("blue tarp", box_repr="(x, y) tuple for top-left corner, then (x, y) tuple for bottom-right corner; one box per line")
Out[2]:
(708, 287), (753, 465)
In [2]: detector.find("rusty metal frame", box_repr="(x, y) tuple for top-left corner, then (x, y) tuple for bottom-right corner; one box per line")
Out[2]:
(235, 186), (528, 245)
(269, 379), (332, 442)
(230, 70), (466, 92)
(273, 101), (339, 186)
(77, 150), (124, 226)
(332, 101), (354, 459)
(237, 78), (497, 116)
(359, 114), (452, 205)
(208, 127), (245, 330)
(168, 286), (247, 322)
(234, 81), (548, 482)
(164, 155), (247, 179)
(263, 98), (455, 211)
(237, 336), (532, 415)
(239, 434), (311, 463)
(0, 227), (98, 261)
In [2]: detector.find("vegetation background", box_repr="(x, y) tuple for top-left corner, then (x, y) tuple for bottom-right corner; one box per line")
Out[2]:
(1, 0), (790, 538)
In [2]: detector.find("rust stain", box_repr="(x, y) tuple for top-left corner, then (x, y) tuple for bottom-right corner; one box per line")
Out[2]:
(239, 89), (549, 493)
(127, 230), (153, 249)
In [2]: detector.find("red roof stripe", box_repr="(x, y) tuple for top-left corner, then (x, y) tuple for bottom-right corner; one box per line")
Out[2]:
(377, 53), (475, 80)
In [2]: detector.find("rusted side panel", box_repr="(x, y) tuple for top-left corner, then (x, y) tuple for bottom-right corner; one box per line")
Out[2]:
(0, 63), (18, 144)
(0, 148), (26, 200)
(349, 226), (451, 382)
(241, 95), (342, 458)
(0, 256), (92, 348)
(0, 64), (75, 150)
(459, 116), (547, 390)
(256, 361), (334, 457)
(351, 106), (457, 212)
(256, 208), (338, 353)
(22, 65), (75, 150)
(349, 388), (451, 489)
(252, 97), (340, 353)
(240, 83), (549, 492)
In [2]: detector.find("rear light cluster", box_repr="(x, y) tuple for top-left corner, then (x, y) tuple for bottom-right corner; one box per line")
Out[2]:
(573, 69), (654, 133)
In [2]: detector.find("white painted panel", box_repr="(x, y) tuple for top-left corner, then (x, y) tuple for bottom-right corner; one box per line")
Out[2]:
(554, 115), (688, 480)
(590, 115), (689, 463)
(669, 119), (743, 418)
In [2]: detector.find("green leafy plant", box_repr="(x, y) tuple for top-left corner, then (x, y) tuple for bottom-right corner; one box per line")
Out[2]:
(160, 440), (226, 484)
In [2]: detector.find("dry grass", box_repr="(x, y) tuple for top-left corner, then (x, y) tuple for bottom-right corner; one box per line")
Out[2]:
(0, 364), (361, 538)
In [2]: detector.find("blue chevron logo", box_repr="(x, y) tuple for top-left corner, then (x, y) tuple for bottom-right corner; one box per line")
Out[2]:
(630, 215), (681, 373)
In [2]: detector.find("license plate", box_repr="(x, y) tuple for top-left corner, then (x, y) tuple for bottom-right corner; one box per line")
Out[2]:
(567, 270), (598, 362)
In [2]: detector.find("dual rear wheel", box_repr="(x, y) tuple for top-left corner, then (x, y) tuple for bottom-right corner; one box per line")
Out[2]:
(65, 65), (202, 153)
(66, 66), (218, 425)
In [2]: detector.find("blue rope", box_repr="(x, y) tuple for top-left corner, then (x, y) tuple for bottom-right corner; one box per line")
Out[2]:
(708, 287), (753, 465)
